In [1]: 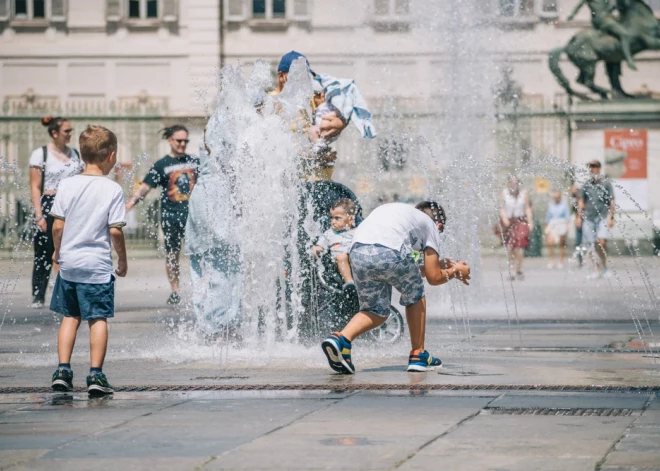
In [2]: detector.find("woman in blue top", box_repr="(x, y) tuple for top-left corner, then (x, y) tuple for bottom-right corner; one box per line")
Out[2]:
(544, 190), (571, 269)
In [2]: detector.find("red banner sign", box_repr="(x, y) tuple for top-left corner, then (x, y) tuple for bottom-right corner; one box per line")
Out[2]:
(603, 129), (647, 179)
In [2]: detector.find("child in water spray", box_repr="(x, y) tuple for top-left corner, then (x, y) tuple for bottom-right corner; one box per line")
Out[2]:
(312, 198), (357, 291)
(322, 201), (470, 374)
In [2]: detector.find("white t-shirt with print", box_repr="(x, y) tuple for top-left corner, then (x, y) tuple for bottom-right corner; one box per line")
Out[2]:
(29, 147), (84, 192)
(50, 175), (126, 284)
(351, 203), (442, 255)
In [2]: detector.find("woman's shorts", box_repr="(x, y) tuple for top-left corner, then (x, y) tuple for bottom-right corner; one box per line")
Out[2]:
(162, 212), (187, 253)
(349, 243), (424, 318)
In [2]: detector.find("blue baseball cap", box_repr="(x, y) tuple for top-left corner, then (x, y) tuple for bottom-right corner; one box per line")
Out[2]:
(277, 50), (313, 74)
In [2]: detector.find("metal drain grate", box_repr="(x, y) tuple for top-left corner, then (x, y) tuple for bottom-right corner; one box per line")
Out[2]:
(484, 408), (638, 417)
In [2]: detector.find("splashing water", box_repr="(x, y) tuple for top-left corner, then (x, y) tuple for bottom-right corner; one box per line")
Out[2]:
(200, 58), (319, 347)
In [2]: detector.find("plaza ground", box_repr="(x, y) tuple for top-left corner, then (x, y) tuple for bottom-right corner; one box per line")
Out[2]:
(0, 253), (659, 470)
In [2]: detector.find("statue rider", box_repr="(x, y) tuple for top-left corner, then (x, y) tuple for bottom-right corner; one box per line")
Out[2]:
(567, 0), (637, 70)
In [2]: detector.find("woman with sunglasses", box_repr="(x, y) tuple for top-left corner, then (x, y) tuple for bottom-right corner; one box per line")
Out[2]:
(28, 116), (83, 309)
(126, 125), (199, 305)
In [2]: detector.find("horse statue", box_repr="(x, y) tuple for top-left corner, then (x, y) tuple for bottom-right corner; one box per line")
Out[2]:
(549, 0), (660, 100)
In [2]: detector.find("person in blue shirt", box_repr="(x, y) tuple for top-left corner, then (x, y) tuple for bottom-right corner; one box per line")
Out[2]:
(544, 190), (571, 269)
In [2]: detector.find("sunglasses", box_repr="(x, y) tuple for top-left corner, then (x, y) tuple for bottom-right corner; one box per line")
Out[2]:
(61, 129), (73, 134)
(174, 139), (190, 145)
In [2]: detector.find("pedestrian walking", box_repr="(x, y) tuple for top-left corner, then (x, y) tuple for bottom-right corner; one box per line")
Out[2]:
(28, 116), (83, 308)
(499, 177), (533, 280)
(49, 125), (127, 395)
(544, 190), (570, 268)
(577, 160), (615, 278)
(126, 125), (199, 305)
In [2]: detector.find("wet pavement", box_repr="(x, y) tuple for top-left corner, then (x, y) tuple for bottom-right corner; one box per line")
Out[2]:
(0, 390), (659, 470)
(1, 254), (659, 469)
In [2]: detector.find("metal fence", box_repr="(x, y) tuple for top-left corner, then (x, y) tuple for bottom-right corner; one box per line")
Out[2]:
(0, 95), (172, 250)
(0, 94), (574, 250)
(333, 94), (572, 209)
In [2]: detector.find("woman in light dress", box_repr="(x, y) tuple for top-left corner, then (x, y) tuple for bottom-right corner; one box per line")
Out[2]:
(544, 190), (570, 269)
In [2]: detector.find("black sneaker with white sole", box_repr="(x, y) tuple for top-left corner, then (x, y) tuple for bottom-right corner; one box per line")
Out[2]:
(86, 372), (114, 396)
(51, 367), (74, 392)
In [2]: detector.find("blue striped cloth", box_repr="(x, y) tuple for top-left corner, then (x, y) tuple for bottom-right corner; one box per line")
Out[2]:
(314, 74), (377, 139)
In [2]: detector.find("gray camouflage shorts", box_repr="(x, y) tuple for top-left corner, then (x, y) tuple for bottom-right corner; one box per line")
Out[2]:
(349, 243), (425, 318)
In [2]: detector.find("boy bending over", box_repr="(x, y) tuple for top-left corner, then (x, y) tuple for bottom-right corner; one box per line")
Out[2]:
(50, 125), (127, 395)
(312, 198), (356, 292)
(321, 201), (470, 374)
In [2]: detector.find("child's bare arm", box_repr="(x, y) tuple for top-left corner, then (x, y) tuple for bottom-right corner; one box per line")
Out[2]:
(312, 245), (325, 259)
(422, 248), (470, 286)
(438, 258), (455, 270)
(110, 227), (127, 277)
(52, 218), (65, 264)
(313, 233), (330, 258)
(319, 115), (346, 139)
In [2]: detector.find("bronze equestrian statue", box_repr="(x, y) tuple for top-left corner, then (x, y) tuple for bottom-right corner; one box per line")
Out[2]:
(549, 0), (660, 100)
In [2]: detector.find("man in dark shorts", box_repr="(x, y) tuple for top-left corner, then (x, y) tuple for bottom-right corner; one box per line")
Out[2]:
(126, 125), (199, 305)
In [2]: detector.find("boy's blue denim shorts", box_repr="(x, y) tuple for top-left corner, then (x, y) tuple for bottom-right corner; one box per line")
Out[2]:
(50, 274), (115, 321)
(349, 243), (425, 318)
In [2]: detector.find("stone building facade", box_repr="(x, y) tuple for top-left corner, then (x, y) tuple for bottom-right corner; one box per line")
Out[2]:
(0, 0), (219, 117)
(2, 1), (657, 117)
(221, 0), (660, 103)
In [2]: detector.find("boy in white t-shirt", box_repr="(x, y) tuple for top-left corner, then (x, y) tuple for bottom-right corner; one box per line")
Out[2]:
(49, 125), (127, 396)
(321, 202), (471, 374)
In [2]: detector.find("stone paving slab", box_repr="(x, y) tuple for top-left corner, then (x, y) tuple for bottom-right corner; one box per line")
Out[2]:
(599, 408), (660, 471)
(4, 457), (206, 471)
(0, 391), (656, 471)
(204, 395), (491, 470)
(601, 453), (660, 470)
(401, 415), (636, 471)
(0, 450), (48, 470)
(488, 392), (651, 410)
